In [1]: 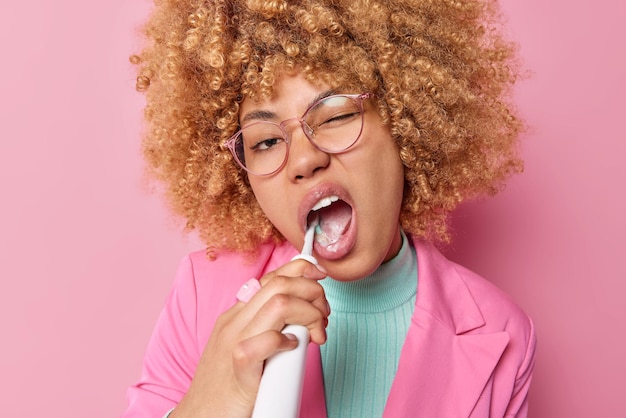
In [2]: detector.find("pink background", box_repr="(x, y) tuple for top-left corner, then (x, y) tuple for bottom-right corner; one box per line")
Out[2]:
(0, 1), (624, 416)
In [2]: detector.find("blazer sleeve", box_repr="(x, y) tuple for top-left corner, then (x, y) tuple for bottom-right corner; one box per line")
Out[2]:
(122, 255), (201, 418)
(504, 316), (537, 417)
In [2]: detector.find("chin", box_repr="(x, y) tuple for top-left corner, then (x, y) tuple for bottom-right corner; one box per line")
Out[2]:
(320, 253), (382, 282)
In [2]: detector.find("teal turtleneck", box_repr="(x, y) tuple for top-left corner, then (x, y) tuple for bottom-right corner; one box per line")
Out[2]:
(319, 231), (418, 417)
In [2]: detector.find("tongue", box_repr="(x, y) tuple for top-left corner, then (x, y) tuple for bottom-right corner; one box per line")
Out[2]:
(314, 200), (352, 246)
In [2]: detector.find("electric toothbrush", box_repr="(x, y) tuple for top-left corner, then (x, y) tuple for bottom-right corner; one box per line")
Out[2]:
(251, 219), (319, 418)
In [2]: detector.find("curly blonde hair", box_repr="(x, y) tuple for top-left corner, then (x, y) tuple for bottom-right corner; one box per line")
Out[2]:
(132, 0), (523, 253)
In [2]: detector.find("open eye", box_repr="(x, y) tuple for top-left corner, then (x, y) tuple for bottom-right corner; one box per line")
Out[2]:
(240, 121), (286, 152)
(251, 137), (285, 151)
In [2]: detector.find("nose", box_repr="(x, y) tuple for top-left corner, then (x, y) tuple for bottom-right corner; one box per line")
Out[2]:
(285, 124), (330, 181)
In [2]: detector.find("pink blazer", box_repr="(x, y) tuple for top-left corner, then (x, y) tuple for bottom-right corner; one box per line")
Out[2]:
(123, 238), (536, 417)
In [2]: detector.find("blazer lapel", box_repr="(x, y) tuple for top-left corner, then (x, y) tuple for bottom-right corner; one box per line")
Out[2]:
(294, 239), (509, 417)
(384, 240), (510, 417)
(299, 343), (328, 418)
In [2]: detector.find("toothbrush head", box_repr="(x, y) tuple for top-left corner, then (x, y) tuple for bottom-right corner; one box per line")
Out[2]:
(290, 216), (318, 265)
(302, 218), (317, 257)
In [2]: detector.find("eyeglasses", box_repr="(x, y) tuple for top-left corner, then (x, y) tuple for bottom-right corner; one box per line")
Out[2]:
(226, 93), (372, 176)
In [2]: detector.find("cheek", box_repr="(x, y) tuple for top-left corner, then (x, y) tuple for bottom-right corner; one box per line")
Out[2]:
(369, 142), (404, 194)
(249, 179), (292, 231)
(383, 166), (405, 220)
(249, 179), (273, 216)
(375, 144), (405, 219)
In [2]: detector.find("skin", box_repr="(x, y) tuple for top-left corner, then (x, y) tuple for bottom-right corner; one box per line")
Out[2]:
(170, 260), (328, 417)
(171, 73), (405, 417)
(247, 73), (405, 281)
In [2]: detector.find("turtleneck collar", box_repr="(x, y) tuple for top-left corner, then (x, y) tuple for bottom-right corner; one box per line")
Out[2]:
(321, 230), (418, 313)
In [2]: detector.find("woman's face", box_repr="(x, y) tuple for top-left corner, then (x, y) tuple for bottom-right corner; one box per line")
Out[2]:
(242, 73), (404, 281)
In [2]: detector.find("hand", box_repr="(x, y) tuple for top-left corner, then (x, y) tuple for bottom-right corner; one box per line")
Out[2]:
(170, 259), (329, 418)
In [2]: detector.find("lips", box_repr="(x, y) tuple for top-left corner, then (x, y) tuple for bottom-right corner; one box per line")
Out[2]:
(299, 184), (357, 260)
(311, 200), (352, 245)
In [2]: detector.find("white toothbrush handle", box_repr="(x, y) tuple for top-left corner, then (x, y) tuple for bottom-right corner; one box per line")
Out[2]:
(251, 229), (318, 418)
(251, 324), (309, 418)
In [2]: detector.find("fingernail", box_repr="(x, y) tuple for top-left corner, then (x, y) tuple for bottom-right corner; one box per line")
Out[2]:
(316, 264), (327, 274)
(285, 333), (298, 341)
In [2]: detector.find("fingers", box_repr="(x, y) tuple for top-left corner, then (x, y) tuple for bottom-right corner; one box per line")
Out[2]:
(233, 332), (298, 370)
(259, 258), (327, 283)
(237, 258), (329, 319)
(253, 273), (327, 311)
(237, 285), (329, 345)
(232, 330), (299, 390)
(241, 280), (329, 339)
(244, 292), (328, 344)
(233, 258), (330, 345)
(179, 259), (329, 416)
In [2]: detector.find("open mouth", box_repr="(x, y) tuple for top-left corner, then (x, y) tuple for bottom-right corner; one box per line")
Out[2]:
(307, 196), (353, 248)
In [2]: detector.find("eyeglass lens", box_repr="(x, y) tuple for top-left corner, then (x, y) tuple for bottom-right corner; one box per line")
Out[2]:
(233, 94), (365, 175)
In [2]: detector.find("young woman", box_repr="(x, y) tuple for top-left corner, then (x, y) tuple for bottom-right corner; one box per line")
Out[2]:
(123, 0), (536, 416)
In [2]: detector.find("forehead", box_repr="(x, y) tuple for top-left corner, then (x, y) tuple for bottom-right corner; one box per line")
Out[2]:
(239, 73), (334, 120)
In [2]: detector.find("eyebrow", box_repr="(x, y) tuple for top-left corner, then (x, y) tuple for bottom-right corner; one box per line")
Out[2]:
(240, 88), (339, 124)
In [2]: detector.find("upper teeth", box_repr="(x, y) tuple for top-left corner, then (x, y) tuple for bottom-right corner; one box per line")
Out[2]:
(311, 195), (339, 211)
